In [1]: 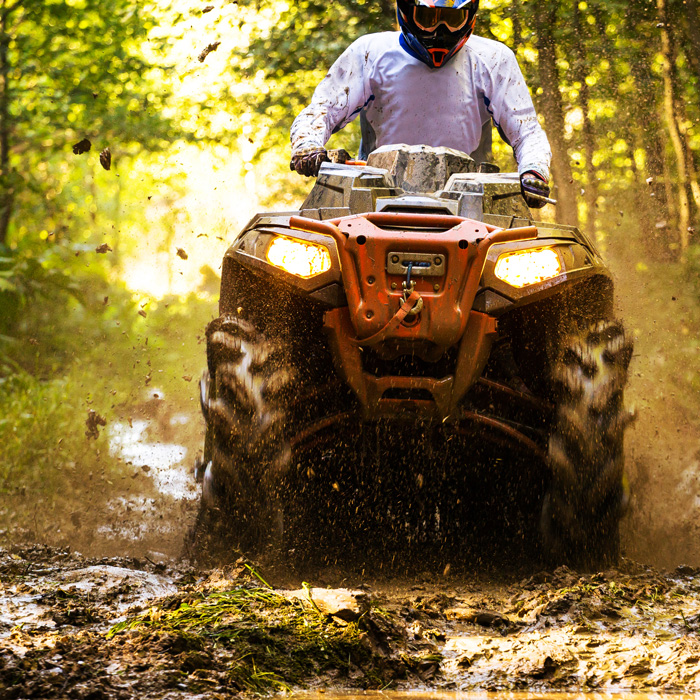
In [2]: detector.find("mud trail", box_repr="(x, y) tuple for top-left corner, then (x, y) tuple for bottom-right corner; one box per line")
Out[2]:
(3, 544), (700, 698)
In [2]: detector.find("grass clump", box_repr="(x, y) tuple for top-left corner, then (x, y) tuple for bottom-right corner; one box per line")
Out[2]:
(108, 583), (384, 693)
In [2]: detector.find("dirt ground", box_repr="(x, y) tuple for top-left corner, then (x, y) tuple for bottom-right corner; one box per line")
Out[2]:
(3, 544), (700, 699)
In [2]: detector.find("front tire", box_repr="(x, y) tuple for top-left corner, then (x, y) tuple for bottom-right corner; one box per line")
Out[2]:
(192, 314), (296, 558)
(541, 319), (634, 569)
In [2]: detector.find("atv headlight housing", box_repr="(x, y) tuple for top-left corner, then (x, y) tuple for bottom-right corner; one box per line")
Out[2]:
(494, 247), (562, 288)
(266, 235), (332, 278)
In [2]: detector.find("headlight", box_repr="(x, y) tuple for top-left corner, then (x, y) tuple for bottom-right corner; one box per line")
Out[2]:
(494, 248), (562, 288)
(266, 235), (331, 278)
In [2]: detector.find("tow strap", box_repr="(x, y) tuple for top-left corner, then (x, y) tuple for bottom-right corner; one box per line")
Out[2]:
(350, 290), (422, 347)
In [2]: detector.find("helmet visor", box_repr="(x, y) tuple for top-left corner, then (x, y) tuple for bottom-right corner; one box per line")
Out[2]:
(412, 5), (471, 32)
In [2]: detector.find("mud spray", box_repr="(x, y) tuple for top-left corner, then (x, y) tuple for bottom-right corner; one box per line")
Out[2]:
(610, 242), (700, 569)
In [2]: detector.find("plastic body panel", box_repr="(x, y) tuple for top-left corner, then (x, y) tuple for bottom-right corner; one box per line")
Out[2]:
(216, 146), (615, 421)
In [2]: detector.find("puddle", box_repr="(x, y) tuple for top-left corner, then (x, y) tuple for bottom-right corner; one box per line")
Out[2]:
(72, 402), (204, 557)
(57, 565), (177, 610)
(0, 563), (178, 641)
(4, 545), (700, 696)
(108, 419), (196, 500)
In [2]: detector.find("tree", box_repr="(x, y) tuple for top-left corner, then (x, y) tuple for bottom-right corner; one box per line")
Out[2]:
(0, 0), (178, 248)
(532, 0), (578, 226)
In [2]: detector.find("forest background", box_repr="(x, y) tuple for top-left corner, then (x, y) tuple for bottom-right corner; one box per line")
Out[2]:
(1, 0), (699, 566)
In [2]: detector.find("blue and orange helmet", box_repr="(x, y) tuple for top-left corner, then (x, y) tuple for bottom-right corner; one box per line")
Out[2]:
(397, 0), (479, 68)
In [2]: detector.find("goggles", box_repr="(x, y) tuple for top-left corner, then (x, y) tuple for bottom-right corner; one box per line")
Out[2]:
(412, 5), (471, 31)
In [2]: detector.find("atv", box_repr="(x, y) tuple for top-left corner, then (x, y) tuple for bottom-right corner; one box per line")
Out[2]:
(193, 144), (634, 568)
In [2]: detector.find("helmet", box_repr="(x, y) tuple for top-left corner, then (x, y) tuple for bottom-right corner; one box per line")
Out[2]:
(397, 0), (479, 69)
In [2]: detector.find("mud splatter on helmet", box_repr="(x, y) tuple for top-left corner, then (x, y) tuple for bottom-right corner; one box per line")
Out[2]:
(397, 0), (479, 68)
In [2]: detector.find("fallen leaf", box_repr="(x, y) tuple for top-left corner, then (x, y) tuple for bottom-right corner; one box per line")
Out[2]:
(100, 147), (111, 171)
(202, 4), (214, 12)
(176, 247), (188, 260)
(95, 243), (113, 254)
(182, 375), (193, 382)
(72, 138), (92, 155)
(198, 41), (221, 62)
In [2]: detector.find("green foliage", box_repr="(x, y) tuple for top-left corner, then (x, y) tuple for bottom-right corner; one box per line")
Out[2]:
(0, 248), (81, 339)
(0, 368), (116, 500)
(9, 0), (172, 148)
(220, 0), (395, 152)
(0, 0), (182, 251)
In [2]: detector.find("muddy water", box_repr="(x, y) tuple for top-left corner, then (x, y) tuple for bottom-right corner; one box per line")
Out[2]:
(101, 414), (198, 552)
(82, 391), (201, 560)
(294, 695), (700, 700)
(0, 385), (203, 562)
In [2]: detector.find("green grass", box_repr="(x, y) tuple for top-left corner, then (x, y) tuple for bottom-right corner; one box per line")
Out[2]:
(107, 583), (383, 693)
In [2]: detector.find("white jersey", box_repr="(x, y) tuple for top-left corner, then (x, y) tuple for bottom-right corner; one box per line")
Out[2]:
(291, 31), (551, 180)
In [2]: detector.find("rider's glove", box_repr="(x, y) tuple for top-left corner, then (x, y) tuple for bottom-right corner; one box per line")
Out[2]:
(290, 147), (329, 177)
(520, 171), (550, 209)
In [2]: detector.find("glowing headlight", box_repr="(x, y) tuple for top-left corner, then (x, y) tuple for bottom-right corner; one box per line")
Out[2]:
(494, 248), (562, 288)
(266, 235), (331, 278)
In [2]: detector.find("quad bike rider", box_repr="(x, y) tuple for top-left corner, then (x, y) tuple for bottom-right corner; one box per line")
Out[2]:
(193, 0), (634, 568)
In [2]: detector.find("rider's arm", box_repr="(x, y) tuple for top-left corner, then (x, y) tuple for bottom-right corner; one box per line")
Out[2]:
(291, 37), (373, 156)
(481, 46), (552, 181)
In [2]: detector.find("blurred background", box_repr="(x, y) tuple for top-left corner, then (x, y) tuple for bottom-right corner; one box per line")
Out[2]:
(0, 0), (698, 567)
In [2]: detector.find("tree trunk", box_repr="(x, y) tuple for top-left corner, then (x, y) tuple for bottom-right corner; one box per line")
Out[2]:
(511, 0), (522, 52)
(0, 0), (13, 248)
(657, 0), (691, 253)
(572, 0), (597, 237)
(533, 2), (578, 226)
(660, 127), (679, 237)
(626, 57), (667, 186)
(682, 0), (700, 85)
(627, 139), (654, 239)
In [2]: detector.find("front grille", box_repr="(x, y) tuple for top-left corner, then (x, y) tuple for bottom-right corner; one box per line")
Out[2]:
(362, 346), (459, 378)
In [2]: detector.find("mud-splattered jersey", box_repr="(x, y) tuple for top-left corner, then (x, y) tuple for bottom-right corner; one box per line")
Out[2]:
(290, 31), (551, 180)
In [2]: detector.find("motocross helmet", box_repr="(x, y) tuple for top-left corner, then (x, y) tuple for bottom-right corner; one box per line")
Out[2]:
(397, 0), (478, 68)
